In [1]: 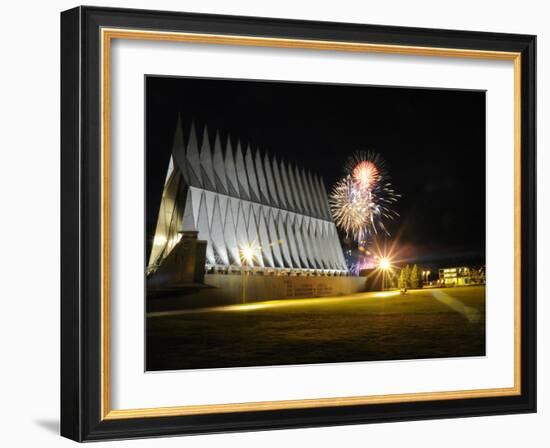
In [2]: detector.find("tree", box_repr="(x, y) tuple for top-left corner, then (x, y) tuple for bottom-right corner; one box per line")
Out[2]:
(389, 274), (397, 289)
(410, 264), (421, 289)
(398, 265), (410, 289)
(404, 265), (411, 288)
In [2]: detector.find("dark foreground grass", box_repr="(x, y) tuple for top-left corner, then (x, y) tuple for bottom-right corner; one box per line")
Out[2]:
(146, 286), (485, 371)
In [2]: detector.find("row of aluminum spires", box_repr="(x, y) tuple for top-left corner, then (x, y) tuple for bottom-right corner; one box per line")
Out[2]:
(170, 117), (333, 221)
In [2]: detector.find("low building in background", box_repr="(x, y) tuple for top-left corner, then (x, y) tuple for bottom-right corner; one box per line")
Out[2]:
(438, 266), (485, 287)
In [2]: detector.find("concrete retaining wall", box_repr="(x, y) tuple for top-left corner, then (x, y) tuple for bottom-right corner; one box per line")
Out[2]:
(148, 274), (368, 311)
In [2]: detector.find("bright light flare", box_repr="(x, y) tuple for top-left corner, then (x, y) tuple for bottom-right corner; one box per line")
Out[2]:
(241, 247), (254, 265)
(378, 257), (391, 270)
(362, 242), (406, 291)
(239, 241), (261, 267)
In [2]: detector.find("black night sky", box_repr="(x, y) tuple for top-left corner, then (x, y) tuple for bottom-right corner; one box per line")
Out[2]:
(146, 76), (486, 268)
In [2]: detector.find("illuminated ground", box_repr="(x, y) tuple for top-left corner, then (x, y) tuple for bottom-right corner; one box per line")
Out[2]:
(146, 286), (485, 371)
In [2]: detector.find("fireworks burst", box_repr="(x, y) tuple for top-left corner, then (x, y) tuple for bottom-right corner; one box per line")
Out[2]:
(352, 160), (379, 190)
(345, 151), (387, 185)
(330, 175), (374, 241)
(330, 151), (399, 241)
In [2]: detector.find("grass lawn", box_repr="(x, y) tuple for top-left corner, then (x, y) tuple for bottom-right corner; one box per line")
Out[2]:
(146, 286), (485, 371)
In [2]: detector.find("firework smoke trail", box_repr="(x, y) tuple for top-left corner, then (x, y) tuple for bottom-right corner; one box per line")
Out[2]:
(330, 151), (399, 241)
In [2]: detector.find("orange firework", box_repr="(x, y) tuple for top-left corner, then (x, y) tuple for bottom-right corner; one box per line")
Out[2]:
(352, 160), (379, 189)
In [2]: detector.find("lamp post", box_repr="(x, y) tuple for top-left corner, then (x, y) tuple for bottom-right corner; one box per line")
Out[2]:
(422, 269), (431, 285)
(379, 257), (391, 290)
(241, 265), (246, 304)
(239, 244), (255, 304)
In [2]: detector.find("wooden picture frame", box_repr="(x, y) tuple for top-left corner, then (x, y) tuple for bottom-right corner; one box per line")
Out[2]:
(61, 6), (536, 441)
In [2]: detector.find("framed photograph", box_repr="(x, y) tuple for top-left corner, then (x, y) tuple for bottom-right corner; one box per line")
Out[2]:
(61, 6), (536, 441)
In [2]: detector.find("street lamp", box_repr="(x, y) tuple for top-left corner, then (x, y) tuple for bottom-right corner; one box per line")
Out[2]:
(421, 270), (431, 285)
(239, 242), (259, 304)
(240, 246), (255, 267)
(378, 257), (391, 290)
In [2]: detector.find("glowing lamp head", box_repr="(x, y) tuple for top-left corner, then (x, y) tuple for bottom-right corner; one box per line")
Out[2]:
(352, 161), (379, 189)
(241, 247), (253, 265)
(378, 257), (391, 270)
(240, 243), (257, 267)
